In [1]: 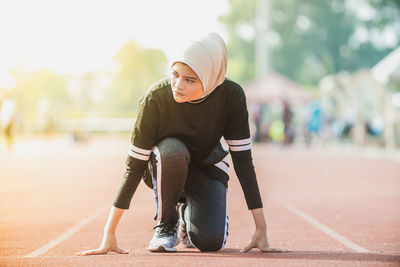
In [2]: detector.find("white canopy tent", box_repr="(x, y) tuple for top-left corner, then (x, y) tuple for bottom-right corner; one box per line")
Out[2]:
(243, 71), (312, 104)
(372, 46), (400, 85)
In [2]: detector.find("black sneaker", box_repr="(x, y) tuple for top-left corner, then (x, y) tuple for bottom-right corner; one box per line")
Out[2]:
(147, 221), (179, 252)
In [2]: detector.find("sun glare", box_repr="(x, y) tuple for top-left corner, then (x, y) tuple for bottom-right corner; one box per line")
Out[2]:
(0, 0), (228, 88)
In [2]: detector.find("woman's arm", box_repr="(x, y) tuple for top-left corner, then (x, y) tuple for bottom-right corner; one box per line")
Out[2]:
(76, 207), (129, 256)
(241, 208), (288, 253)
(104, 206), (125, 234)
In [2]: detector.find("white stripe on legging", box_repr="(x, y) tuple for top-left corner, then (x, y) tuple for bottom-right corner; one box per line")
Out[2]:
(153, 146), (162, 221)
(222, 190), (229, 248)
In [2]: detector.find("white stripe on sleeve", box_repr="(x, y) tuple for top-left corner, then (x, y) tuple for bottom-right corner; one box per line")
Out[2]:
(128, 144), (152, 161)
(225, 138), (251, 146)
(129, 144), (152, 155)
(225, 138), (251, 152)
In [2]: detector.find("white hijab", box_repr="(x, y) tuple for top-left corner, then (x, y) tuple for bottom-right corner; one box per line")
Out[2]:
(170, 32), (228, 99)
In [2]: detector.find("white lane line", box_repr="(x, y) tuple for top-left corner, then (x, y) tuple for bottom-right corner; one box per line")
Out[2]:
(24, 207), (106, 258)
(272, 195), (370, 253)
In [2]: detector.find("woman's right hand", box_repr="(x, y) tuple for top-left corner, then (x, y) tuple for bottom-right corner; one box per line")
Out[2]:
(75, 232), (129, 256)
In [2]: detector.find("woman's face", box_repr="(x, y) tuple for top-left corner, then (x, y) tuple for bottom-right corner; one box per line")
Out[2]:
(170, 62), (204, 103)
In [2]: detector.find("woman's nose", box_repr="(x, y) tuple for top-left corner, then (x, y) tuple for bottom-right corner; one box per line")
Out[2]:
(175, 78), (184, 90)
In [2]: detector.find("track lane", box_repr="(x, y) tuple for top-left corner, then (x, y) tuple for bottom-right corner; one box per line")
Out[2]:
(1, 138), (399, 266)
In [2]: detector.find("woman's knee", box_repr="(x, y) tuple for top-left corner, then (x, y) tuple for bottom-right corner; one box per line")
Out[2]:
(188, 231), (225, 252)
(156, 138), (190, 164)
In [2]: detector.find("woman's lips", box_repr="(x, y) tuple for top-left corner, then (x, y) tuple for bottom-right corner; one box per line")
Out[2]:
(173, 90), (185, 96)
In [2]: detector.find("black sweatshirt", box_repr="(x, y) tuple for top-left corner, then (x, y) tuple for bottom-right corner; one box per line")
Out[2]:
(113, 77), (263, 210)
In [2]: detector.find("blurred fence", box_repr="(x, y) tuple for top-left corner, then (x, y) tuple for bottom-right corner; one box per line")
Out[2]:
(61, 118), (135, 133)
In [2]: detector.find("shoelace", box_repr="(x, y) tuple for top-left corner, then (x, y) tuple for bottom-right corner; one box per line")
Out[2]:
(153, 222), (177, 236)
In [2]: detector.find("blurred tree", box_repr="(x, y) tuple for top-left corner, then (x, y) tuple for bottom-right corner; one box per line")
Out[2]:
(357, 0), (400, 92)
(10, 69), (71, 118)
(8, 41), (168, 124)
(218, 0), (256, 84)
(367, 0), (400, 26)
(109, 41), (167, 116)
(79, 71), (97, 110)
(8, 69), (72, 133)
(219, 0), (399, 86)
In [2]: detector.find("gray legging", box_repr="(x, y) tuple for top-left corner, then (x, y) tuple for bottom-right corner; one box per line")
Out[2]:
(144, 137), (229, 252)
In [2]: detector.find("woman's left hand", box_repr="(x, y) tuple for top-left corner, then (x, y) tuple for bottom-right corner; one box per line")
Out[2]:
(240, 229), (288, 253)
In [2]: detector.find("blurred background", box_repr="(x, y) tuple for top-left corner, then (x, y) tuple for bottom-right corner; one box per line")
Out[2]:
(0, 0), (399, 152)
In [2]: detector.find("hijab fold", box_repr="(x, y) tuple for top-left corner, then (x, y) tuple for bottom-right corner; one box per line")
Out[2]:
(170, 32), (228, 99)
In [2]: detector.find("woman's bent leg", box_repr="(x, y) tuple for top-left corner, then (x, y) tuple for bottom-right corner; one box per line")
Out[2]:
(151, 137), (190, 225)
(184, 164), (229, 252)
(147, 137), (190, 252)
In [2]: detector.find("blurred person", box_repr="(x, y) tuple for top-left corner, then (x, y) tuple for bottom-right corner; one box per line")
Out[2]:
(0, 98), (17, 149)
(282, 100), (294, 144)
(43, 113), (56, 136)
(250, 103), (266, 142)
(76, 33), (286, 254)
(305, 101), (322, 145)
(268, 119), (285, 143)
(340, 108), (356, 140)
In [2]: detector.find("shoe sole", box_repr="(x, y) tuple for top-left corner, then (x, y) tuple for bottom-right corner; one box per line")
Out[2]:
(147, 245), (177, 252)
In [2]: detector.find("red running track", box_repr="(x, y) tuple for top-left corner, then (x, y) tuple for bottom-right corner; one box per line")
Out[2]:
(0, 137), (399, 266)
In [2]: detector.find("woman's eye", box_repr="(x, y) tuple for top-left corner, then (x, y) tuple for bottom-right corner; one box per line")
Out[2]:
(171, 72), (178, 78)
(186, 79), (194, 83)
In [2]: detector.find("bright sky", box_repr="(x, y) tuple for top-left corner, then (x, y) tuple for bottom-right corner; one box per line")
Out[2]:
(0, 0), (229, 88)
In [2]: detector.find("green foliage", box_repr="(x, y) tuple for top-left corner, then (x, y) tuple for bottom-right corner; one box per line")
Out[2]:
(10, 69), (70, 116)
(367, 0), (400, 28)
(388, 74), (400, 93)
(7, 40), (168, 128)
(108, 42), (167, 115)
(219, 0), (400, 86)
(219, 0), (256, 84)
